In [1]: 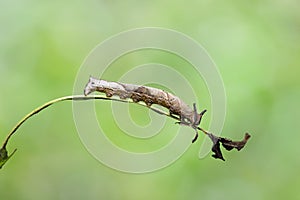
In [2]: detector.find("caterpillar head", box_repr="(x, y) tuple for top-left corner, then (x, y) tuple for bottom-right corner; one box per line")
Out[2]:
(84, 76), (102, 96)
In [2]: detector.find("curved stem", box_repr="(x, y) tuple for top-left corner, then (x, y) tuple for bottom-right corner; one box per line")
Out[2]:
(1, 94), (196, 149)
(1, 95), (126, 149)
(0, 92), (250, 168)
(0, 94), (214, 169)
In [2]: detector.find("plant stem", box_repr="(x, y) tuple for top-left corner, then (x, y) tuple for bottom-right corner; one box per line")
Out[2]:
(1, 94), (200, 150)
(0, 94), (250, 169)
(1, 95), (125, 149)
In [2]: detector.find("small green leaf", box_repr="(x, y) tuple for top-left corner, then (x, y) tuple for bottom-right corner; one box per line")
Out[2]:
(0, 147), (17, 169)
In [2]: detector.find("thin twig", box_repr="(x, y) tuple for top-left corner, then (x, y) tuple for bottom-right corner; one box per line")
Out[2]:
(1, 95), (125, 149)
(0, 92), (250, 169)
(1, 94), (182, 149)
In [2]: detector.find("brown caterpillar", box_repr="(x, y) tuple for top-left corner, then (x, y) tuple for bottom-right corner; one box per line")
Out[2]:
(84, 76), (251, 160)
(84, 77), (205, 143)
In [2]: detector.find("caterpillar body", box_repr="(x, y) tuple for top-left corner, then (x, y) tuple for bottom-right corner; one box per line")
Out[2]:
(84, 77), (206, 142)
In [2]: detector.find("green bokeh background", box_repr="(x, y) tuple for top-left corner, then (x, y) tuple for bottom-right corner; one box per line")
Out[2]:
(1, 1), (299, 199)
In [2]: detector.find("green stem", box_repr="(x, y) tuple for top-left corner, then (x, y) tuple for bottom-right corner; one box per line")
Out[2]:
(0, 94), (212, 169)
(1, 94), (185, 150)
(1, 95), (125, 149)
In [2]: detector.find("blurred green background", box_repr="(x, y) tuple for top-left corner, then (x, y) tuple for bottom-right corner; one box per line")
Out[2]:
(1, 0), (300, 199)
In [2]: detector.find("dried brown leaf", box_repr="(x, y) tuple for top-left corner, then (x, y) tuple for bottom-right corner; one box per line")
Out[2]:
(207, 133), (251, 161)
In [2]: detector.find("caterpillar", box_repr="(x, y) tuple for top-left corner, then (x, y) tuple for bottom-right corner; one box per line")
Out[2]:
(84, 76), (207, 143)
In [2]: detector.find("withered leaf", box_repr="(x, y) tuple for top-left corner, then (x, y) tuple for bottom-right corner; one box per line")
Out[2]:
(221, 133), (251, 151)
(207, 133), (225, 161)
(207, 133), (251, 161)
